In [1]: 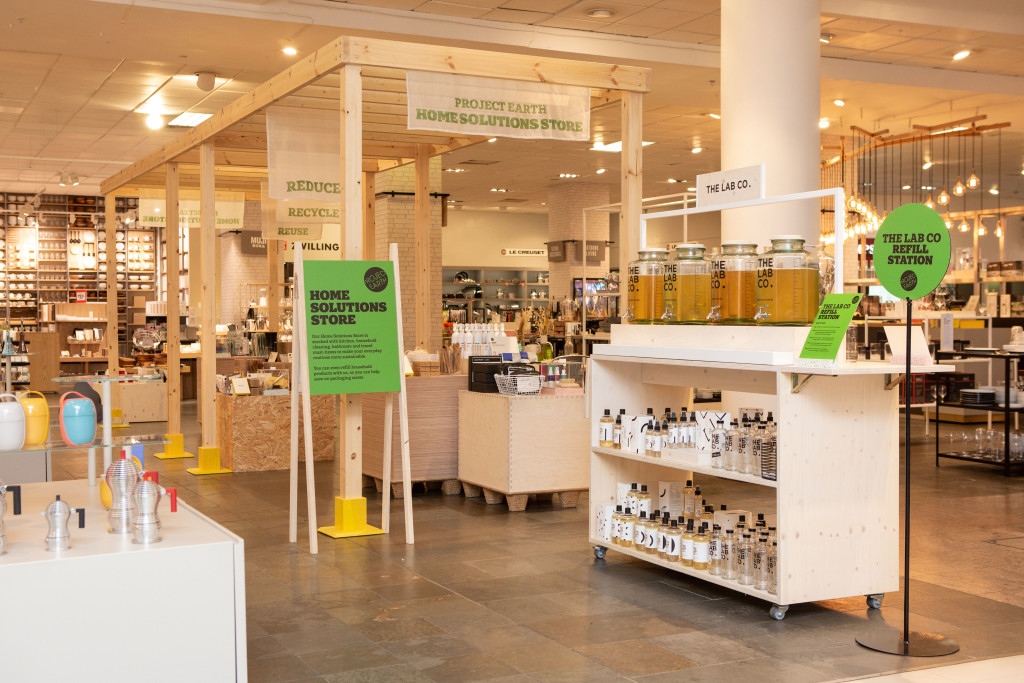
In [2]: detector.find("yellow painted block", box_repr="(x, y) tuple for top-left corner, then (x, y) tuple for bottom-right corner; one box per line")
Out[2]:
(154, 433), (194, 460)
(186, 446), (232, 475)
(317, 497), (384, 538)
(111, 408), (130, 429)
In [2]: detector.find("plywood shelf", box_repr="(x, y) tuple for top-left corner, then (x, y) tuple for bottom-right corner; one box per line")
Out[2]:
(593, 446), (777, 488)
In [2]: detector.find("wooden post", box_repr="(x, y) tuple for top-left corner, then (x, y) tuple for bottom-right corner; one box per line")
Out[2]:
(414, 146), (431, 352)
(104, 195), (118, 371)
(166, 164), (182, 435)
(187, 141), (231, 475)
(620, 92), (643, 278)
(363, 172), (376, 260)
(341, 64), (363, 502)
(263, 181), (280, 330)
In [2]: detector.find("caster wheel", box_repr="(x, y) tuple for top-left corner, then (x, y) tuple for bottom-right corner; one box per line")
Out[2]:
(593, 545), (607, 560)
(866, 594), (884, 609)
(769, 604), (788, 621)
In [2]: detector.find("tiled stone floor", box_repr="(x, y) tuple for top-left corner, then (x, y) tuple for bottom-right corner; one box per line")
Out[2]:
(50, 404), (1024, 682)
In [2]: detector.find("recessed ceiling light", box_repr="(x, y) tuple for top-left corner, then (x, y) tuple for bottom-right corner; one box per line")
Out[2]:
(901, 185), (911, 190)
(145, 113), (165, 130)
(691, 147), (702, 154)
(833, 99), (846, 107)
(687, 187), (697, 192)
(921, 185), (935, 190)
(953, 49), (971, 61)
(591, 140), (654, 152)
(922, 161), (933, 170)
(282, 46), (298, 56)
(989, 186), (1000, 195)
(442, 168), (467, 173)
(490, 188), (510, 192)
(818, 118), (830, 129)
(559, 173), (578, 178)
(588, 8), (614, 18)
(820, 32), (834, 44)
(708, 113), (721, 120)
(168, 112), (213, 127)
(667, 178), (680, 183)
(596, 168), (606, 174)
(487, 137), (497, 143)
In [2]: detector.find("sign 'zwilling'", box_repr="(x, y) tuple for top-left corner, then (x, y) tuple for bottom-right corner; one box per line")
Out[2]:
(406, 73), (590, 142)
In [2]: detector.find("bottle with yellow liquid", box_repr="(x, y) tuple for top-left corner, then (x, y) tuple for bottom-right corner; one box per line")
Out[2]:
(711, 241), (758, 324)
(662, 244), (711, 324)
(755, 236), (820, 325)
(626, 248), (669, 323)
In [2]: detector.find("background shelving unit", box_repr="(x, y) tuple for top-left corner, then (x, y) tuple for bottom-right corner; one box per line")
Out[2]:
(441, 266), (549, 331)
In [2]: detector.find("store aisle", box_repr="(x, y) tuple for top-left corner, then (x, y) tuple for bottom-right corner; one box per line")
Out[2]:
(47, 405), (1024, 682)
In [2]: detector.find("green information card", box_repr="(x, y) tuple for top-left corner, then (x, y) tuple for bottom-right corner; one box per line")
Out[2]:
(798, 293), (862, 362)
(303, 260), (401, 395)
(872, 203), (951, 301)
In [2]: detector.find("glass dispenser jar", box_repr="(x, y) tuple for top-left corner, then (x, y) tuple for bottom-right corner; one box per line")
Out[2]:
(663, 244), (711, 324)
(755, 235), (819, 325)
(711, 241), (757, 324)
(627, 248), (668, 323)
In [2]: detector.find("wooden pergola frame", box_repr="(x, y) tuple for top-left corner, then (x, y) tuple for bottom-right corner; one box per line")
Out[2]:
(101, 34), (650, 529)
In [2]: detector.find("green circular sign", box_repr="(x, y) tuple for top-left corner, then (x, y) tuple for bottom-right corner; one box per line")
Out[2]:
(872, 203), (951, 300)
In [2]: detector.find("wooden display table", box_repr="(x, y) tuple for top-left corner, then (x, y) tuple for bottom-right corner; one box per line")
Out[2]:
(364, 374), (464, 497)
(0, 480), (246, 681)
(458, 390), (589, 511)
(215, 392), (336, 471)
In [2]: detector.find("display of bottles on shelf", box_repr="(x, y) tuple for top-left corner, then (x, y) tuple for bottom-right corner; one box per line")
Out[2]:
(598, 405), (778, 481)
(600, 482), (778, 594)
(626, 236), (832, 326)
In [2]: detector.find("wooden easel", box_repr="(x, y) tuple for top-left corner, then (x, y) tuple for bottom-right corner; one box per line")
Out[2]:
(288, 242), (415, 554)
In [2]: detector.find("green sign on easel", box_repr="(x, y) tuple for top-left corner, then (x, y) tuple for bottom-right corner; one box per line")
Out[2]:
(872, 203), (951, 300)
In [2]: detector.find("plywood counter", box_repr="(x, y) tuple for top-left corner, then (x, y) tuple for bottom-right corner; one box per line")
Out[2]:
(364, 374), (464, 496)
(216, 392), (336, 471)
(458, 390), (589, 511)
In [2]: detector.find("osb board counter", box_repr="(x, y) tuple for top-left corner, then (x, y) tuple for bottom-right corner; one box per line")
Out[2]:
(216, 392), (336, 471)
(458, 390), (589, 511)
(364, 374), (463, 494)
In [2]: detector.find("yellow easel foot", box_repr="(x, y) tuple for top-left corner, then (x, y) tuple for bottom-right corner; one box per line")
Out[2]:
(317, 497), (385, 538)
(110, 408), (130, 429)
(186, 446), (232, 475)
(154, 433), (195, 460)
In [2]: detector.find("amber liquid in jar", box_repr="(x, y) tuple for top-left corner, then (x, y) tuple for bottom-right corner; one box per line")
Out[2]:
(756, 237), (820, 325)
(672, 272), (711, 323)
(712, 266), (757, 323)
(629, 274), (665, 323)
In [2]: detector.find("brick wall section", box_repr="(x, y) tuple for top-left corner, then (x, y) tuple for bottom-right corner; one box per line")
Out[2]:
(218, 199), (284, 325)
(547, 183), (610, 303)
(375, 158), (442, 352)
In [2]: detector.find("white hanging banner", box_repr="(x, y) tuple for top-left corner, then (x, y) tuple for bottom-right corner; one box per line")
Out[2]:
(276, 198), (340, 224)
(267, 106), (341, 202)
(406, 72), (590, 141)
(138, 189), (245, 230)
(282, 223), (342, 261)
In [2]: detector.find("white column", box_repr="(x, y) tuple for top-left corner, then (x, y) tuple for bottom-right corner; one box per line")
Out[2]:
(720, 0), (820, 246)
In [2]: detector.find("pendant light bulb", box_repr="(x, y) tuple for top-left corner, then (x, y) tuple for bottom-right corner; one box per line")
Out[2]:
(953, 177), (966, 197)
(967, 169), (980, 189)
(925, 193), (935, 209)
(996, 224), (1003, 238)
(937, 187), (950, 205)
(978, 225), (986, 237)
(958, 220), (969, 233)
(944, 213), (953, 230)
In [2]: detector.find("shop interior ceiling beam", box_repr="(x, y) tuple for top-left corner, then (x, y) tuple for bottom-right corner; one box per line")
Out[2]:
(415, 145), (431, 351)
(166, 162), (182, 437)
(340, 63), (365, 502)
(199, 141), (217, 450)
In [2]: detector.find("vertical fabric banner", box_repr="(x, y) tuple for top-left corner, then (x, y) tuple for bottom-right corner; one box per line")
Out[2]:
(303, 260), (401, 395)
(406, 72), (590, 141)
(266, 106), (342, 202)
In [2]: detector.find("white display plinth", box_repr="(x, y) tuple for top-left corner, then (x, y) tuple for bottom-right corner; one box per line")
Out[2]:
(0, 480), (246, 682)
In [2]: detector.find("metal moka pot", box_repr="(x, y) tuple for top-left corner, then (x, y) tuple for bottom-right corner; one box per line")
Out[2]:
(105, 454), (142, 534)
(131, 475), (177, 544)
(0, 476), (23, 555)
(42, 495), (85, 552)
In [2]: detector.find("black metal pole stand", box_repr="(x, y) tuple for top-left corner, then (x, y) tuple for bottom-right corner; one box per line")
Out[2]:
(857, 298), (959, 656)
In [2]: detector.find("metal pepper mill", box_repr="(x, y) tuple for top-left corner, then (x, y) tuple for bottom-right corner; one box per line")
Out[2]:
(0, 476), (23, 555)
(131, 475), (177, 544)
(105, 454), (142, 534)
(42, 495), (86, 551)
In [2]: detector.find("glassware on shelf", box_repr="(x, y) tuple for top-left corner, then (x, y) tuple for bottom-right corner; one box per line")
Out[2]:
(626, 248), (669, 324)
(711, 241), (757, 324)
(662, 244), (711, 324)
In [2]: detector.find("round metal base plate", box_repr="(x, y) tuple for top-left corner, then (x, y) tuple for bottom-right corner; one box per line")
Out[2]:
(856, 630), (960, 657)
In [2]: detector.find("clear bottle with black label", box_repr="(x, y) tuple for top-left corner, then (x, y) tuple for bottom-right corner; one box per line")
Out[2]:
(709, 524), (724, 576)
(693, 523), (710, 570)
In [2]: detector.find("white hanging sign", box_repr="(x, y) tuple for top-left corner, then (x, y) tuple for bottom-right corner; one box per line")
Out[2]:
(138, 189), (245, 230)
(267, 106), (343, 202)
(696, 164), (765, 207)
(406, 72), (590, 141)
(282, 223), (342, 261)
